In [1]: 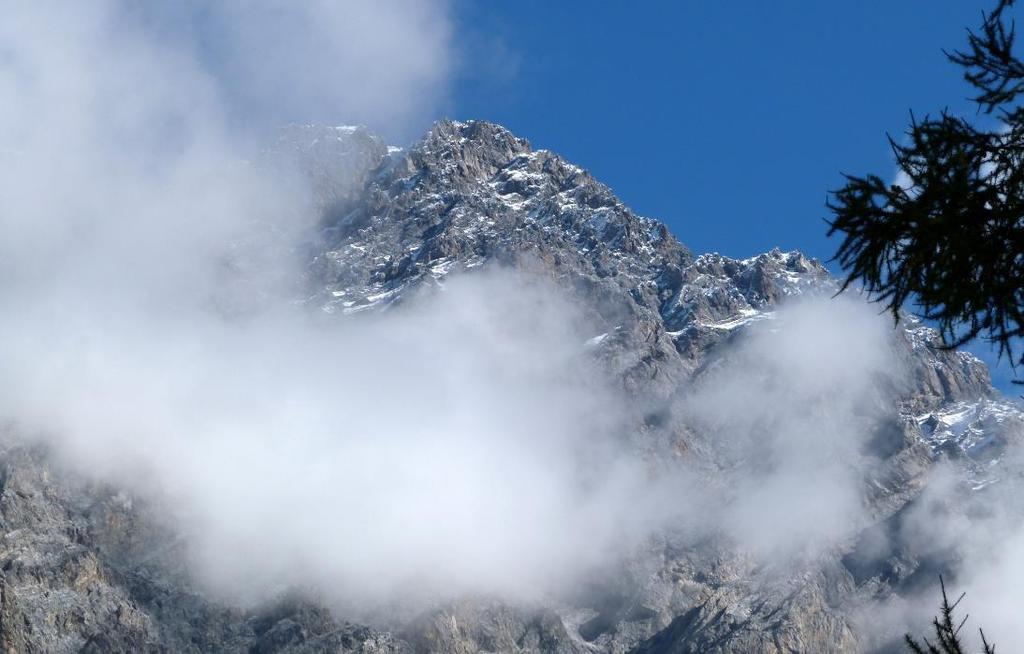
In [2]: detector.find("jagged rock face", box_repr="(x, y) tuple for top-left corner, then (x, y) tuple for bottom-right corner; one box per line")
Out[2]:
(307, 119), (693, 397)
(311, 120), (689, 310)
(1, 119), (1021, 653)
(898, 320), (995, 412)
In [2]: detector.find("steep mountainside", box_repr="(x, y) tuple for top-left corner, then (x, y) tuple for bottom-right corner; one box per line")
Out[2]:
(0, 120), (1020, 653)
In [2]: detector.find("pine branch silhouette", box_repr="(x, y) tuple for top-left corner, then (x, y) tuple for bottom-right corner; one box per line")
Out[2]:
(828, 0), (1024, 383)
(904, 577), (995, 654)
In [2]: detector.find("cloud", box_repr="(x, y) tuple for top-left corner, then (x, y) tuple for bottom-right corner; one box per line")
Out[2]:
(857, 450), (1024, 651)
(677, 297), (903, 561)
(0, 0), (661, 611)
(129, 0), (454, 140)
(0, 268), (658, 608)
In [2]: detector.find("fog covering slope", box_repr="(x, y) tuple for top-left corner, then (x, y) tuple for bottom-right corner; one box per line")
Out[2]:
(0, 116), (1022, 652)
(1, 4), (1024, 653)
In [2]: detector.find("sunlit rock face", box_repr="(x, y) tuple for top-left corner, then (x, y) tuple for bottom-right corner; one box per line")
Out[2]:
(1, 120), (1020, 653)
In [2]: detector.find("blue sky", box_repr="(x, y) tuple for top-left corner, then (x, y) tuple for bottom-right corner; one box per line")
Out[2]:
(452, 1), (989, 261)
(449, 1), (1020, 392)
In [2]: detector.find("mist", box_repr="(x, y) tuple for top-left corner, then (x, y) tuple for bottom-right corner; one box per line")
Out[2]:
(124, 1), (453, 140)
(1, 269), (659, 607)
(856, 449), (1024, 650)
(678, 298), (902, 562)
(0, 0), (659, 609)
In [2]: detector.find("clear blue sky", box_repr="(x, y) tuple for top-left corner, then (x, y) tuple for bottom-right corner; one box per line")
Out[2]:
(448, 1), (1019, 392)
(452, 1), (988, 261)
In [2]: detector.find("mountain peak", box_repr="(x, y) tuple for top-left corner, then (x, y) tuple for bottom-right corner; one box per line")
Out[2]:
(304, 120), (691, 318)
(409, 119), (533, 184)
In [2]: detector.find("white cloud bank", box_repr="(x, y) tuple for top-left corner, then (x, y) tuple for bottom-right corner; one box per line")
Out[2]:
(129, 0), (454, 139)
(0, 0), (657, 610)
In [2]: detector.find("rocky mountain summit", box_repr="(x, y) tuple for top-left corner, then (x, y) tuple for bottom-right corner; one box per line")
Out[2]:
(1, 120), (1021, 653)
